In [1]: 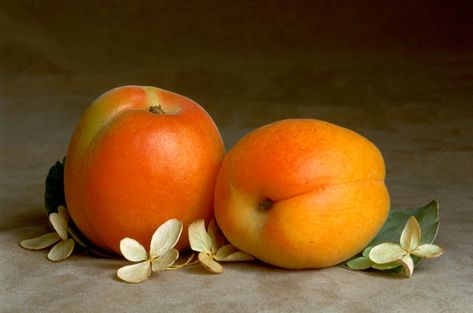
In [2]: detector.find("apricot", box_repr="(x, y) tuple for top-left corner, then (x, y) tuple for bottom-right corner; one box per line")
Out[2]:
(214, 119), (389, 269)
(64, 86), (225, 254)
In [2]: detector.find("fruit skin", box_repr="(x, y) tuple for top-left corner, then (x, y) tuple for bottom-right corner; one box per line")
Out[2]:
(214, 119), (389, 269)
(64, 86), (225, 254)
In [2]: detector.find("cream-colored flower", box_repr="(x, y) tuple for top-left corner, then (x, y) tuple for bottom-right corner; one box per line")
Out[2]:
(117, 219), (182, 283)
(188, 219), (254, 274)
(369, 216), (444, 277)
(20, 205), (75, 261)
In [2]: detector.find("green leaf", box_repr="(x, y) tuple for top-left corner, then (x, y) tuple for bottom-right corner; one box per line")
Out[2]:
(344, 200), (440, 271)
(368, 200), (440, 247)
(44, 159), (66, 215)
(44, 158), (112, 257)
(351, 246), (403, 271)
(362, 246), (372, 258)
(346, 257), (373, 270)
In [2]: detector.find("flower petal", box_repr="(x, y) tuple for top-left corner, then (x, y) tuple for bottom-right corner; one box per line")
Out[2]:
(371, 261), (402, 271)
(67, 226), (88, 248)
(198, 252), (223, 274)
(20, 232), (61, 250)
(398, 254), (414, 278)
(150, 219), (183, 257)
(188, 219), (212, 253)
(151, 249), (179, 272)
(208, 219), (225, 254)
(400, 216), (421, 251)
(219, 251), (254, 262)
(369, 243), (406, 264)
(346, 257), (373, 270)
(57, 205), (69, 224)
(215, 244), (254, 262)
(412, 244), (444, 258)
(120, 238), (147, 262)
(214, 244), (237, 261)
(49, 212), (68, 240)
(117, 260), (152, 283)
(47, 239), (75, 261)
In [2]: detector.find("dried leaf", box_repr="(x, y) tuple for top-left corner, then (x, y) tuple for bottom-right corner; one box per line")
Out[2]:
(346, 257), (373, 270)
(150, 219), (183, 257)
(189, 219), (212, 253)
(412, 244), (444, 258)
(398, 254), (414, 278)
(20, 232), (61, 250)
(49, 212), (68, 240)
(198, 252), (223, 273)
(151, 249), (179, 272)
(47, 239), (75, 261)
(400, 216), (421, 251)
(117, 261), (152, 283)
(120, 238), (147, 262)
(369, 243), (406, 264)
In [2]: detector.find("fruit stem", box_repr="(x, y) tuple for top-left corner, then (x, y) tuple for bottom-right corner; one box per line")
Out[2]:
(259, 199), (273, 211)
(149, 105), (166, 114)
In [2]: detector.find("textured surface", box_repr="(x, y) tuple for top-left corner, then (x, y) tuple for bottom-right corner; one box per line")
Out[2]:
(1, 2), (473, 312)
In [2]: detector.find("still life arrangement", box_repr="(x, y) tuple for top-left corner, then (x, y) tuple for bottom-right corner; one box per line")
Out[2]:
(20, 86), (444, 283)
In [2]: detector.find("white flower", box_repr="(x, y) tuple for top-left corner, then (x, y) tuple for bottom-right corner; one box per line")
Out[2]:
(117, 219), (183, 283)
(20, 206), (75, 261)
(369, 216), (444, 277)
(189, 219), (254, 274)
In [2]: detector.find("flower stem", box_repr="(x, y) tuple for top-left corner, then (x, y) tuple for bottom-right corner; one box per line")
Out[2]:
(167, 253), (198, 270)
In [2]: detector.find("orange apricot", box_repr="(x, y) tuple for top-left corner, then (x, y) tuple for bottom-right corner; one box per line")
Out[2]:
(214, 119), (389, 269)
(64, 86), (225, 254)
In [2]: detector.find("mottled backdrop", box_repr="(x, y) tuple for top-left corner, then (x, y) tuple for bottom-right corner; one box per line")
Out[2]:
(1, 1), (472, 312)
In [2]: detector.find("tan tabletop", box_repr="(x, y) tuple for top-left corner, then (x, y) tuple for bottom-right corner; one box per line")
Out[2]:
(1, 2), (472, 312)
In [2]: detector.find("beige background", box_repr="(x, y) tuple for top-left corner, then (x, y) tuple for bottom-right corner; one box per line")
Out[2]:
(1, 1), (472, 312)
